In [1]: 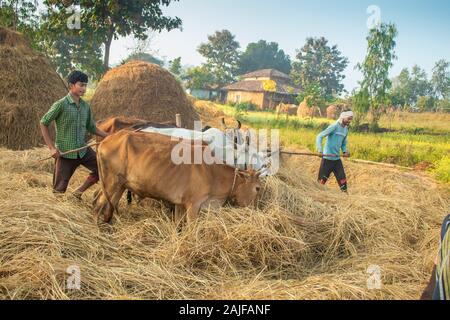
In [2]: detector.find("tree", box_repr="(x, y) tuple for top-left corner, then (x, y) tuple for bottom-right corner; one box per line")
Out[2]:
(390, 68), (412, 108)
(0, 0), (40, 49)
(357, 23), (398, 126)
(169, 57), (182, 76)
(182, 66), (215, 91)
(409, 65), (432, 103)
(238, 40), (291, 75)
(122, 52), (164, 66)
(431, 59), (450, 100)
(40, 29), (105, 81)
(198, 29), (240, 86)
(43, 0), (182, 71)
(351, 88), (370, 128)
(291, 37), (349, 101)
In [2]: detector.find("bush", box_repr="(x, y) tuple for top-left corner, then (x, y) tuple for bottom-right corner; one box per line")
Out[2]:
(234, 102), (257, 112)
(432, 156), (450, 184)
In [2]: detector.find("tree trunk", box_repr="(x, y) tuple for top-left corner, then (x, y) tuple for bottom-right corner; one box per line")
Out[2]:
(103, 31), (114, 72)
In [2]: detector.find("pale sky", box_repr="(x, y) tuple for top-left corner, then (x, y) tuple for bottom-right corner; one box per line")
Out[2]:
(40, 0), (450, 92)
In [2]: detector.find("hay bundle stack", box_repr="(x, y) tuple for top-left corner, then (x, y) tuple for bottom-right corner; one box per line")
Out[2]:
(277, 103), (298, 116)
(91, 61), (199, 129)
(327, 104), (347, 119)
(0, 27), (67, 150)
(297, 97), (322, 118)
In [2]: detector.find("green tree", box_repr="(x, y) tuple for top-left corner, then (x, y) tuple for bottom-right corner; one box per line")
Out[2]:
(182, 66), (215, 90)
(198, 29), (240, 86)
(410, 65), (432, 104)
(357, 23), (398, 126)
(351, 88), (370, 128)
(291, 37), (349, 101)
(390, 68), (412, 108)
(43, 0), (182, 71)
(122, 52), (164, 66)
(169, 57), (182, 76)
(431, 59), (450, 100)
(296, 82), (326, 117)
(238, 40), (291, 75)
(416, 96), (435, 112)
(0, 0), (40, 49)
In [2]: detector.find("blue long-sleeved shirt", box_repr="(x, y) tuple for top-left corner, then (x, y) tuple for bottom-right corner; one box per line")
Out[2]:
(316, 122), (349, 161)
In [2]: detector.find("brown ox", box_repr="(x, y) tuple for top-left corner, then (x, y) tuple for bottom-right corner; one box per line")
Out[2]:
(96, 116), (177, 204)
(93, 130), (262, 225)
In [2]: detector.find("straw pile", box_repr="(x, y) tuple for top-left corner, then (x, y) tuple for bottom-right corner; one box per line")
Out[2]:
(297, 98), (322, 118)
(192, 100), (227, 128)
(91, 61), (199, 129)
(0, 27), (67, 150)
(0, 145), (447, 300)
(327, 104), (348, 119)
(276, 103), (298, 116)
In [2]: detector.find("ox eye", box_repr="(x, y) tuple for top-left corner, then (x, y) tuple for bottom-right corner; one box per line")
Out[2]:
(256, 186), (261, 193)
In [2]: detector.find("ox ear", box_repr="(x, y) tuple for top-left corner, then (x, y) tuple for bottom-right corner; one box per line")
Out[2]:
(237, 170), (250, 179)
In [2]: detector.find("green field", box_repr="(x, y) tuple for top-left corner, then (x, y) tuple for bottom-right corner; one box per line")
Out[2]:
(214, 104), (450, 184)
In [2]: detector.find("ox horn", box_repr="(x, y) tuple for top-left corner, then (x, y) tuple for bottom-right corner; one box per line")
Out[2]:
(235, 120), (242, 130)
(221, 117), (227, 129)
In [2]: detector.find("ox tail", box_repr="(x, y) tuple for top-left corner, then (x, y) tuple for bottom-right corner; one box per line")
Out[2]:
(96, 143), (115, 214)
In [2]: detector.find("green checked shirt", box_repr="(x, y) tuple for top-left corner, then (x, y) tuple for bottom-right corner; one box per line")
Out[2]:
(41, 94), (97, 159)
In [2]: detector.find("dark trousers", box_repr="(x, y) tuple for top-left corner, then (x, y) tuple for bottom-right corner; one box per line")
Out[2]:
(52, 147), (99, 193)
(318, 158), (348, 192)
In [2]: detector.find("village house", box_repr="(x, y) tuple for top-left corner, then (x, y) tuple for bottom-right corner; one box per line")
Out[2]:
(221, 69), (302, 110)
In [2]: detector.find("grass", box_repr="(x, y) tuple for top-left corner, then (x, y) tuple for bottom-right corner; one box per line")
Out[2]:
(213, 103), (450, 184)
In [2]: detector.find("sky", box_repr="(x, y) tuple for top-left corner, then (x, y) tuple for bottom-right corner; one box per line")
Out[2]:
(42, 0), (450, 92)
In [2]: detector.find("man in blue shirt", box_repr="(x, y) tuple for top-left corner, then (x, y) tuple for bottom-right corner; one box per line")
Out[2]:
(316, 111), (353, 192)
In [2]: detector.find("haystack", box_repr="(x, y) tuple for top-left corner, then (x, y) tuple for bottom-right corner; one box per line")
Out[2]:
(276, 103), (298, 116)
(0, 27), (67, 150)
(327, 104), (348, 119)
(297, 98), (322, 118)
(91, 61), (199, 129)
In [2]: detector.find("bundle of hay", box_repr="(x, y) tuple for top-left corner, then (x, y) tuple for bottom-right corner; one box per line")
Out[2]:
(276, 103), (298, 116)
(327, 104), (348, 119)
(91, 61), (200, 129)
(0, 27), (67, 150)
(297, 98), (322, 118)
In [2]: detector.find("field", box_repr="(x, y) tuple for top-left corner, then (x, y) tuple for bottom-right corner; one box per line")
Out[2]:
(0, 136), (448, 299)
(214, 104), (450, 184)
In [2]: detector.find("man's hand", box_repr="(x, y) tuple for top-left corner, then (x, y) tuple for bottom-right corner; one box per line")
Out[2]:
(343, 152), (351, 158)
(50, 147), (60, 159)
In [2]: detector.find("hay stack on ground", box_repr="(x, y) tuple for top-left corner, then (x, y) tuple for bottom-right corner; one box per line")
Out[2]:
(297, 98), (322, 118)
(0, 145), (447, 300)
(327, 104), (348, 119)
(91, 61), (199, 129)
(276, 103), (298, 116)
(0, 27), (67, 150)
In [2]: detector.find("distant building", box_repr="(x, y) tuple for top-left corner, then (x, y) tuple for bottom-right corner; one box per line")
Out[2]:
(221, 69), (302, 110)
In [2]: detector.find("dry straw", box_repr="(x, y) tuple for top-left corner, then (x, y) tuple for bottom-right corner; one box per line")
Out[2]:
(0, 27), (67, 150)
(91, 61), (200, 128)
(0, 146), (447, 300)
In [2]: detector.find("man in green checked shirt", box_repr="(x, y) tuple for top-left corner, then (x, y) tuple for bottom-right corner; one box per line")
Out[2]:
(40, 71), (109, 199)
